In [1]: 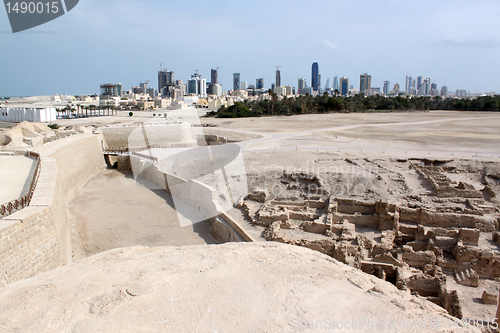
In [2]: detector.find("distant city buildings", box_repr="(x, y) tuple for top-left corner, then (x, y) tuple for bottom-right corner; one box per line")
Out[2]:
(393, 83), (400, 94)
(158, 69), (175, 92)
(256, 78), (264, 90)
(405, 76), (412, 95)
(340, 77), (349, 96)
(233, 73), (240, 91)
(93, 62), (471, 113)
(298, 78), (306, 95)
(211, 68), (219, 85)
(441, 86), (448, 97)
(360, 73), (371, 96)
(188, 72), (207, 97)
(100, 84), (118, 97)
(383, 81), (390, 94)
(333, 76), (339, 92)
(311, 62), (319, 92)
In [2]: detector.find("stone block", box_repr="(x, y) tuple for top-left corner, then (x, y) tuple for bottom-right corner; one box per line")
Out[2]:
(482, 290), (498, 305)
(459, 228), (480, 246)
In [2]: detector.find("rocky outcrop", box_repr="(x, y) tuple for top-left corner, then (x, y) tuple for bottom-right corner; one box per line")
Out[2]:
(0, 243), (477, 333)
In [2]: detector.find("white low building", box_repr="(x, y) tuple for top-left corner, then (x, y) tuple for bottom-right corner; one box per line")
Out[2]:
(0, 107), (57, 122)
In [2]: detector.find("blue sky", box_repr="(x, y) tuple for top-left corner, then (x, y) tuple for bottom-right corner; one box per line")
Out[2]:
(1, 0), (499, 96)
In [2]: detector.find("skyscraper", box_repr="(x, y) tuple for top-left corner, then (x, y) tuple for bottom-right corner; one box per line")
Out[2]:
(211, 68), (218, 85)
(298, 78), (306, 95)
(359, 73), (371, 95)
(333, 76), (339, 92)
(188, 72), (201, 95)
(198, 79), (207, 98)
(417, 76), (423, 90)
(311, 62), (319, 92)
(441, 86), (448, 96)
(405, 76), (412, 95)
(340, 77), (349, 96)
(256, 78), (264, 90)
(140, 82), (148, 95)
(158, 70), (175, 93)
(383, 81), (390, 94)
(276, 69), (281, 87)
(233, 73), (241, 90)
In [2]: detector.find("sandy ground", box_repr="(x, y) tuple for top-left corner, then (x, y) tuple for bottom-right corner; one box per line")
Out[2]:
(0, 155), (35, 204)
(68, 169), (218, 260)
(0, 242), (477, 333)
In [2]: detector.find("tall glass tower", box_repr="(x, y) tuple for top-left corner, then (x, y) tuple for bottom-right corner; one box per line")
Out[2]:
(311, 62), (319, 92)
(233, 73), (241, 90)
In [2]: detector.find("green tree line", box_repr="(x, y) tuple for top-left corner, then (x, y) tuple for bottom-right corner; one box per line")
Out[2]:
(208, 92), (500, 118)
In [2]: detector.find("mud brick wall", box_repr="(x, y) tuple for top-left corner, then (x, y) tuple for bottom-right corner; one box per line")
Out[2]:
(0, 135), (105, 287)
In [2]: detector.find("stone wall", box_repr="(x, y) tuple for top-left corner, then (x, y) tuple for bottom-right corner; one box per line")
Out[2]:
(130, 155), (253, 243)
(101, 123), (196, 148)
(0, 134), (105, 287)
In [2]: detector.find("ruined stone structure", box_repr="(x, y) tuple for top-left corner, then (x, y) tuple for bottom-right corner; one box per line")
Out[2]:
(237, 160), (500, 319)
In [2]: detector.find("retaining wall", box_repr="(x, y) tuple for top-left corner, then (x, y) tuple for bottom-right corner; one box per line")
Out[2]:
(101, 123), (196, 148)
(130, 155), (254, 243)
(0, 134), (105, 287)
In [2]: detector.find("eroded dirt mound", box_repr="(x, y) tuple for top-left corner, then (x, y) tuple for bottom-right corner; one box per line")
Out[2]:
(0, 243), (475, 333)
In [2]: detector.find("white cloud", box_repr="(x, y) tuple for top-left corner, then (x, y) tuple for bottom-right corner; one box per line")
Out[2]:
(322, 39), (342, 51)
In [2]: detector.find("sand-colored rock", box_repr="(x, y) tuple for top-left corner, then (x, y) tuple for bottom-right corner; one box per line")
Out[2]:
(0, 243), (477, 333)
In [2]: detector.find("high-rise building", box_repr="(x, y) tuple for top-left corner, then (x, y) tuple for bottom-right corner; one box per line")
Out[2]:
(241, 81), (248, 90)
(158, 70), (167, 91)
(210, 83), (222, 96)
(405, 76), (413, 95)
(100, 84), (118, 96)
(298, 78), (306, 95)
(333, 76), (339, 92)
(311, 62), (319, 92)
(140, 82), (148, 95)
(340, 77), (349, 96)
(233, 73), (241, 90)
(211, 68), (218, 85)
(198, 79), (207, 98)
(417, 76), (423, 90)
(393, 83), (400, 93)
(256, 78), (264, 90)
(441, 86), (448, 96)
(383, 81), (390, 94)
(359, 73), (371, 95)
(116, 83), (122, 97)
(418, 78), (431, 96)
(158, 70), (174, 91)
(325, 78), (330, 91)
(276, 69), (281, 87)
(146, 88), (157, 98)
(188, 72), (201, 95)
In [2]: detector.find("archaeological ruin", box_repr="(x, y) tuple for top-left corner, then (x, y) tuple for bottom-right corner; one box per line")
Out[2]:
(1, 111), (500, 331)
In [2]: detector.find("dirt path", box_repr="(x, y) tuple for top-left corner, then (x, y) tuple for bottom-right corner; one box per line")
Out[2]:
(68, 169), (218, 260)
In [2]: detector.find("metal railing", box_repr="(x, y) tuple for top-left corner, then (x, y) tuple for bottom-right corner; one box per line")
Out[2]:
(131, 152), (159, 163)
(103, 143), (197, 155)
(0, 151), (41, 218)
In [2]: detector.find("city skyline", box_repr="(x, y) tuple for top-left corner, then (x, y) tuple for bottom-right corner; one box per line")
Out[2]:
(1, 0), (499, 97)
